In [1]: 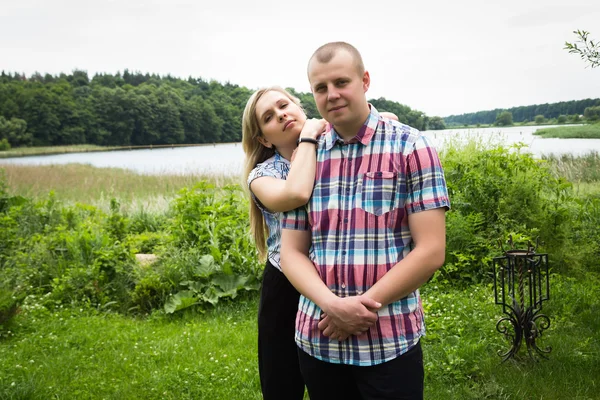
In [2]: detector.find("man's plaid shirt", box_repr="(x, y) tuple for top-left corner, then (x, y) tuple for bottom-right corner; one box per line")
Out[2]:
(282, 106), (450, 366)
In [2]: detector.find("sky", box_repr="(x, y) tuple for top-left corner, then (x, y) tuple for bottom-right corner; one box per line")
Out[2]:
(1, 0), (599, 117)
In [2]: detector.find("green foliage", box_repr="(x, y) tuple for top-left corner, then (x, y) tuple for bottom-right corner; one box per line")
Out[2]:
(0, 71), (436, 147)
(439, 140), (576, 282)
(444, 98), (600, 126)
(565, 29), (600, 68)
(494, 111), (513, 126)
(428, 116), (446, 130)
(0, 286), (21, 331)
(161, 182), (261, 312)
(369, 97), (431, 131)
(584, 105), (600, 121)
(0, 192), (136, 311)
(535, 114), (546, 124)
(2, 149), (600, 314)
(0, 116), (32, 147)
(534, 124), (600, 139)
(557, 114), (568, 123)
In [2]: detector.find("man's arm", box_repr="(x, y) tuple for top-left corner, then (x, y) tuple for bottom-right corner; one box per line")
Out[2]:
(364, 207), (446, 306)
(280, 229), (380, 337)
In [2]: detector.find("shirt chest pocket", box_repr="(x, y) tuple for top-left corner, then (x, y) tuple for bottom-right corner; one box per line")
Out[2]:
(359, 171), (398, 216)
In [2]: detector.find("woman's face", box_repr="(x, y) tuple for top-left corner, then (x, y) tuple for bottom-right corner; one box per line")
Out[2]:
(255, 90), (307, 150)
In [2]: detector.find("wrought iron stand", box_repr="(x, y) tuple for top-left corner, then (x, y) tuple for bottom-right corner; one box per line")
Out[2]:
(493, 241), (552, 361)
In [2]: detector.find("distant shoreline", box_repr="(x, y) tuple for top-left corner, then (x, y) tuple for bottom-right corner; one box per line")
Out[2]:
(0, 142), (240, 159)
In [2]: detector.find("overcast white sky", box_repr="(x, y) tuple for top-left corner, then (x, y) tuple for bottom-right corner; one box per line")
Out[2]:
(1, 0), (599, 117)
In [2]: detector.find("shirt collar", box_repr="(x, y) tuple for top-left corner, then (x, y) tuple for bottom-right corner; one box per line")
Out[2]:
(323, 104), (381, 150)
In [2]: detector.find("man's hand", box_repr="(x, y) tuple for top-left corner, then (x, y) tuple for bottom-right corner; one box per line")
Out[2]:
(318, 295), (381, 338)
(318, 315), (351, 341)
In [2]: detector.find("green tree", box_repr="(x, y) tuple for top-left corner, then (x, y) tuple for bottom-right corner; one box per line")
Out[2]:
(495, 111), (513, 126)
(535, 115), (546, 124)
(584, 106), (600, 121)
(181, 96), (223, 144)
(428, 116), (446, 130)
(557, 115), (567, 124)
(565, 30), (599, 68)
(0, 116), (32, 147)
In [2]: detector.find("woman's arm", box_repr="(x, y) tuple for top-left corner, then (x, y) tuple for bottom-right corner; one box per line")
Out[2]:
(250, 119), (326, 213)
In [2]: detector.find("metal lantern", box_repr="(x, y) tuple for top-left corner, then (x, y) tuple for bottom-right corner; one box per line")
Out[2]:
(492, 238), (552, 361)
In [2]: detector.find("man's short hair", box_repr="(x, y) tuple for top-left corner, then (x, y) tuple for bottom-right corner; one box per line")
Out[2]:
(308, 41), (365, 76)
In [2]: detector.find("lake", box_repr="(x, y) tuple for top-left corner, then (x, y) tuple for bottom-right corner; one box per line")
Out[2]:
(1, 125), (599, 176)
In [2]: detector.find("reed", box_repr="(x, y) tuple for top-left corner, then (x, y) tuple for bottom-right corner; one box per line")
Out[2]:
(534, 123), (600, 138)
(1, 163), (240, 212)
(543, 151), (600, 183)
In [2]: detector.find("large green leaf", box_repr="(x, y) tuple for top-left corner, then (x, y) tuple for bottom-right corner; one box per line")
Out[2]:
(164, 290), (197, 314)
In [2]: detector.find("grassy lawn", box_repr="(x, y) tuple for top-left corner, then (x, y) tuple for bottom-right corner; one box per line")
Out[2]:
(0, 297), (262, 400)
(534, 124), (600, 139)
(1, 276), (598, 399)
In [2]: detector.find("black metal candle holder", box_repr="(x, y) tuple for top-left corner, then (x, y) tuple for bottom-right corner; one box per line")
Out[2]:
(492, 238), (552, 361)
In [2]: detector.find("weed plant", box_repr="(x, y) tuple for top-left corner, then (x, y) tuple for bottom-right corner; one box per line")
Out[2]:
(534, 123), (600, 139)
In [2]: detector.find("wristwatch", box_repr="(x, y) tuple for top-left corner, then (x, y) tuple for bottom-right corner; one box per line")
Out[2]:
(297, 137), (319, 145)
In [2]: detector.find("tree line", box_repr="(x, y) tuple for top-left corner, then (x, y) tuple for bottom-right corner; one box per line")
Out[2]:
(444, 98), (600, 127)
(0, 70), (443, 149)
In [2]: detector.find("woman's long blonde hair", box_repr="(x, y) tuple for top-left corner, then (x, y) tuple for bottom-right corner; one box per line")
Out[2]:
(241, 86), (303, 262)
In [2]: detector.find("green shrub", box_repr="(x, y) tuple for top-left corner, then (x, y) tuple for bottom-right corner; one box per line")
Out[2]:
(0, 288), (19, 331)
(161, 182), (262, 312)
(440, 140), (574, 283)
(0, 139), (10, 151)
(0, 194), (136, 311)
(130, 269), (171, 314)
(126, 231), (172, 254)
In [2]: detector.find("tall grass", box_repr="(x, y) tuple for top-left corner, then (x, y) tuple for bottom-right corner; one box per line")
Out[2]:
(1, 164), (239, 212)
(543, 151), (600, 185)
(534, 123), (600, 139)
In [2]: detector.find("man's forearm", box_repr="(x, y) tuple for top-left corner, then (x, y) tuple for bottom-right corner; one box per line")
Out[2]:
(280, 249), (338, 310)
(364, 244), (445, 307)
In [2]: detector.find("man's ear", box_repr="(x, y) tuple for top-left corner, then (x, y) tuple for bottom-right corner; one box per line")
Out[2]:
(363, 70), (370, 93)
(257, 136), (272, 148)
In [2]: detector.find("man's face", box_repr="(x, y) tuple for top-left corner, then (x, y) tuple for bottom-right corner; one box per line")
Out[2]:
(308, 50), (370, 136)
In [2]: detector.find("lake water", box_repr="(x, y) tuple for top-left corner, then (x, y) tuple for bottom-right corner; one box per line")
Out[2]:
(1, 125), (599, 176)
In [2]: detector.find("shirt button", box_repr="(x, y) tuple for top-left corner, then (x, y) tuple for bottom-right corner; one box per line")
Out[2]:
(357, 290), (363, 295)
(343, 218), (348, 223)
(342, 251), (346, 255)
(341, 282), (346, 289)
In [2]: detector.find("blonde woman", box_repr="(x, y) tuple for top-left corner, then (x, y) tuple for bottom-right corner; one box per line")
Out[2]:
(242, 86), (324, 400)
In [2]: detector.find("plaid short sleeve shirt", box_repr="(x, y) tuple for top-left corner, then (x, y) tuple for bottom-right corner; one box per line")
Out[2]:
(281, 106), (450, 366)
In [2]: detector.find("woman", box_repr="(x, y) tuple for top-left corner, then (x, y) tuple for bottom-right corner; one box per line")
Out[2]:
(242, 86), (398, 399)
(242, 86), (324, 400)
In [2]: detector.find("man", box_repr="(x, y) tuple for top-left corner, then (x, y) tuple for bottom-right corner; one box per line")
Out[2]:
(280, 41), (450, 399)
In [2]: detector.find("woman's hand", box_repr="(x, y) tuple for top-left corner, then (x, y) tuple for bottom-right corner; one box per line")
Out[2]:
(299, 118), (327, 140)
(380, 111), (399, 121)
